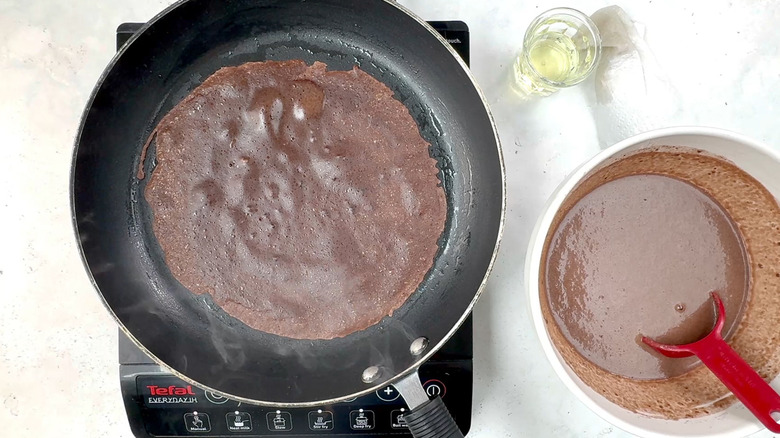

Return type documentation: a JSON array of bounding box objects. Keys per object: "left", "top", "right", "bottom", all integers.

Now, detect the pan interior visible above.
[{"left": 73, "top": 0, "right": 502, "bottom": 404}]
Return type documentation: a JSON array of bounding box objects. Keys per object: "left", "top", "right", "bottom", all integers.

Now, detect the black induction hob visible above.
[{"left": 116, "top": 20, "right": 473, "bottom": 438}]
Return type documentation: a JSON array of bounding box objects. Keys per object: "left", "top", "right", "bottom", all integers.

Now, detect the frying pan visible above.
[{"left": 71, "top": 0, "right": 504, "bottom": 436}]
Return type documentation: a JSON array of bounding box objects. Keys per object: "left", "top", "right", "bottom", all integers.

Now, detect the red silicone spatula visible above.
[{"left": 642, "top": 291, "right": 780, "bottom": 433}]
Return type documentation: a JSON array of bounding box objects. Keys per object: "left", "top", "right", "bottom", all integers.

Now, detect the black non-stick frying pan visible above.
[{"left": 72, "top": 0, "right": 504, "bottom": 436}]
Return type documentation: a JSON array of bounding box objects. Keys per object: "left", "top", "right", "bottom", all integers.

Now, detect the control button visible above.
[
  {"left": 308, "top": 409, "right": 334, "bottom": 431},
  {"left": 390, "top": 408, "right": 408, "bottom": 429},
  {"left": 184, "top": 411, "right": 211, "bottom": 433},
  {"left": 376, "top": 385, "right": 401, "bottom": 402},
  {"left": 226, "top": 411, "right": 252, "bottom": 432},
  {"left": 266, "top": 410, "right": 293, "bottom": 431},
  {"left": 423, "top": 379, "right": 447, "bottom": 398},
  {"left": 204, "top": 390, "right": 229, "bottom": 405},
  {"left": 349, "top": 409, "right": 375, "bottom": 430}
]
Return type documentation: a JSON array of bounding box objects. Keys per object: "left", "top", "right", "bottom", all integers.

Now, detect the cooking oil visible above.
[{"left": 512, "top": 10, "right": 601, "bottom": 97}]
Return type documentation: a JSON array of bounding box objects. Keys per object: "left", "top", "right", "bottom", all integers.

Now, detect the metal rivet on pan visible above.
[
  {"left": 362, "top": 366, "right": 381, "bottom": 384},
  {"left": 410, "top": 337, "right": 429, "bottom": 356}
]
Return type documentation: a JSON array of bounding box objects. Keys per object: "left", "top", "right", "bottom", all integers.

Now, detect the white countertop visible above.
[{"left": 1, "top": 0, "right": 779, "bottom": 436}]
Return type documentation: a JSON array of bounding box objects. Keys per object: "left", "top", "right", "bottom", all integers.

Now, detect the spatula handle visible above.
[{"left": 691, "top": 334, "right": 780, "bottom": 433}]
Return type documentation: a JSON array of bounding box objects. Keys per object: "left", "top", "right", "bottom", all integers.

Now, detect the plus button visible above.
[{"left": 376, "top": 385, "right": 401, "bottom": 402}]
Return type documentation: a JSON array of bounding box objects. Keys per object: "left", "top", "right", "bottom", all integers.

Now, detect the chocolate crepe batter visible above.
[
  {"left": 545, "top": 174, "right": 749, "bottom": 380},
  {"left": 540, "top": 148, "right": 780, "bottom": 419},
  {"left": 144, "top": 60, "right": 446, "bottom": 340}
]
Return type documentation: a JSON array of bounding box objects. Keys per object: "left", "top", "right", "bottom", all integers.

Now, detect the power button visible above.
[{"left": 422, "top": 379, "right": 446, "bottom": 398}]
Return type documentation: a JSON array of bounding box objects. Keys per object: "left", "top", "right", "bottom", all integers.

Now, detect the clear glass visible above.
[{"left": 512, "top": 8, "right": 602, "bottom": 97}]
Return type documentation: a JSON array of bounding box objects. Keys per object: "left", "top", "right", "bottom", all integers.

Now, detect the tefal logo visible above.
[{"left": 147, "top": 385, "right": 196, "bottom": 396}]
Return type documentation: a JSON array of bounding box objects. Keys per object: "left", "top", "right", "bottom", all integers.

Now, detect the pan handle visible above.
[{"left": 393, "top": 371, "right": 464, "bottom": 438}]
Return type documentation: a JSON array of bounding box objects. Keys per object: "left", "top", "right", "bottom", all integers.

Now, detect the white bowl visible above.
[{"left": 525, "top": 126, "right": 780, "bottom": 437}]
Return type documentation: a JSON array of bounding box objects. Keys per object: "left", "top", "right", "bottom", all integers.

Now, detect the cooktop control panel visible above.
[
  {"left": 116, "top": 20, "right": 473, "bottom": 438},
  {"left": 121, "top": 361, "right": 470, "bottom": 437}
]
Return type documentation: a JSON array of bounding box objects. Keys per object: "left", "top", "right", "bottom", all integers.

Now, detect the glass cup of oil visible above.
[{"left": 512, "top": 7, "right": 601, "bottom": 97}]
